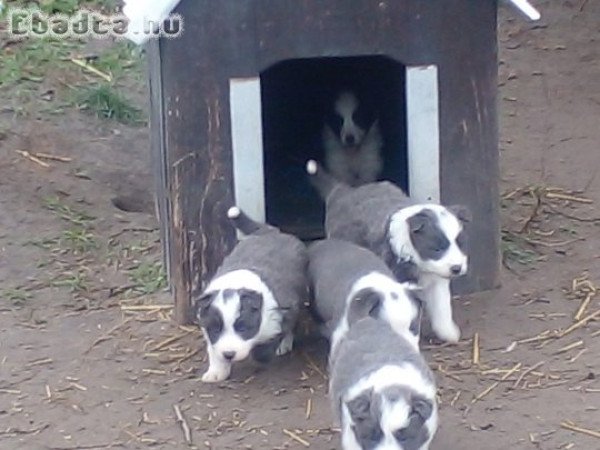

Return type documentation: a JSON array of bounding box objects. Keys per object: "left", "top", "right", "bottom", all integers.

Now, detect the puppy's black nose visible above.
[
  {"left": 450, "top": 265, "right": 462, "bottom": 275},
  {"left": 222, "top": 351, "right": 236, "bottom": 361},
  {"left": 345, "top": 135, "right": 356, "bottom": 146}
]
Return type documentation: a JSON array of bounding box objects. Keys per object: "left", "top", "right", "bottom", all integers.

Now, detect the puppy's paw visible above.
[
  {"left": 276, "top": 334, "right": 294, "bottom": 356},
  {"left": 201, "top": 366, "right": 230, "bottom": 383},
  {"left": 433, "top": 321, "right": 461, "bottom": 343}
]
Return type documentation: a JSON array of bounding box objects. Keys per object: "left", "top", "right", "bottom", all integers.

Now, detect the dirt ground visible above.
[{"left": 1, "top": 1, "right": 599, "bottom": 449}]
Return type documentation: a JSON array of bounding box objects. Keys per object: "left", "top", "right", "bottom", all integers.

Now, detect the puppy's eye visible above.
[
  {"left": 352, "top": 109, "right": 372, "bottom": 128},
  {"left": 234, "top": 322, "right": 247, "bottom": 333},
  {"left": 393, "top": 426, "right": 416, "bottom": 442}
]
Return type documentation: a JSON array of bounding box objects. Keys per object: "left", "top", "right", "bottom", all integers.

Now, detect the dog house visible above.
[{"left": 144, "top": 0, "right": 538, "bottom": 324}]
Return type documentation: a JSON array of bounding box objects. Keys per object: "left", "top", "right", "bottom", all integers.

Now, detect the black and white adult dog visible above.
[
  {"left": 306, "top": 160, "right": 470, "bottom": 343},
  {"left": 330, "top": 306, "right": 438, "bottom": 450},
  {"left": 322, "top": 90, "right": 383, "bottom": 187},
  {"left": 193, "top": 207, "right": 308, "bottom": 382},
  {"left": 308, "top": 238, "right": 422, "bottom": 354}
]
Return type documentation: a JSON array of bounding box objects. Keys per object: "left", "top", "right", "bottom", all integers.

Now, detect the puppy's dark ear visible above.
[
  {"left": 448, "top": 205, "right": 472, "bottom": 224},
  {"left": 410, "top": 396, "right": 433, "bottom": 423},
  {"left": 346, "top": 389, "right": 374, "bottom": 423},
  {"left": 192, "top": 291, "right": 216, "bottom": 322},
  {"left": 407, "top": 211, "right": 432, "bottom": 233},
  {"left": 238, "top": 289, "right": 263, "bottom": 311},
  {"left": 395, "top": 396, "right": 433, "bottom": 442},
  {"left": 347, "top": 288, "right": 382, "bottom": 325}
]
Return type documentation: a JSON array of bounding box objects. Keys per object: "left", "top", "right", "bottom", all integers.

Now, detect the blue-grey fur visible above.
[
  {"left": 308, "top": 238, "right": 401, "bottom": 337},
  {"left": 198, "top": 208, "right": 308, "bottom": 354},
  {"left": 329, "top": 317, "right": 435, "bottom": 426},
  {"left": 307, "top": 162, "right": 420, "bottom": 282}
]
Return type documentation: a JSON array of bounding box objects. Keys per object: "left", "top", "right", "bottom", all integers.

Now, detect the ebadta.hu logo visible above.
[{"left": 0, "top": 2, "right": 183, "bottom": 42}]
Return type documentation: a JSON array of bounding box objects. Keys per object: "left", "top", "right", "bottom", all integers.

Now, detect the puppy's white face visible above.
[
  {"left": 389, "top": 205, "right": 469, "bottom": 279},
  {"left": 326, "top": 91, "right": 376, "bottom": 148},
  {"left": 200, "top": 289, "right": 261, "bottom": 362},
  {"left": 196, "top": 270, "right": 282, "bottom": 365},
  {"left": 331, "top": 272, "right": 421, "bottom": 355},
  {"left": 341, "top": 366, "right": 437, "bottom": 450}
]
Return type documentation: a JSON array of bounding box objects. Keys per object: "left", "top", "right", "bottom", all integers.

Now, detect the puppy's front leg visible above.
[
  {"left": 424, "top": 277, "right": 460, "bottom": 343},
  {"left": 201, "top": 341, "right": 232, "bottom": 383},
  {"left": 276, "top": 332, "right": 294, "bottom": 356}
]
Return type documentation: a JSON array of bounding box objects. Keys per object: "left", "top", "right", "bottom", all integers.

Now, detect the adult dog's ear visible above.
[
  {"left": 448, "top": 205, "right": 472, "bottom": 224},
  {"left": 192, "top": 291, "right": 217, "bottom": 323}
]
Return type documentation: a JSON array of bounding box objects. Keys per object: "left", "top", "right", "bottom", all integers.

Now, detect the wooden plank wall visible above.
[{"left": 149, "top": 0, "right": 500, "bottom": 323}]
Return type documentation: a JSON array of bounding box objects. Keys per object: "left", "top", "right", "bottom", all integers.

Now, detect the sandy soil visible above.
[{"left": 1, "top": 1, "right": 599, "bottom": 449}]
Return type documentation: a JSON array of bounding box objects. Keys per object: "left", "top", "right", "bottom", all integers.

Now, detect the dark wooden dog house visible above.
[{"left": 148, "top": 1, "right": 503, "bottom": 324}]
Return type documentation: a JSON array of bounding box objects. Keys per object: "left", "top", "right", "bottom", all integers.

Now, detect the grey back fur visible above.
[
  {"left": 323, "top": 182, "right": 420, "bottom": 282},
  {"left": 329, "top": 317, "right": 435, "bottom": 425},
  {"left": 307, "top": 239, "right": 397, "bottom": 334},
  {"left": 214, "top": 227, "right": 308, "bottom": 336}
]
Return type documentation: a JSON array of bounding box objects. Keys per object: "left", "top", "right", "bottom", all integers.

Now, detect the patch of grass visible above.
[
  {"left": 25, "top": 237, "right": 60, "bottom": 250},
  {"left": 129, "top": 261, "right": 167, "bottom": 294},
  {"left": 2, "top": 288, "right": 33, "bottom": 305},
  {"left": 9, "top": 0, "right": 119, "bottom": 14},
  {"left": 89, "top": 42, "right": 143, "bottom": 80},
  {"left": 61, "top": 227, "right": 98, "bottom": 253},
  {"left": 39, "top": 0, "right": 81, "bottom": 14},
  {"left": 0, "top": 39, "right": 77, "bottom": 89},
  {"left": 501, "top": 231, "right": 539, "bottom": 266},
  {"left": 91, "top": 0, "right": 119, "bottom": 12},
  {"left": 43, "top": 196, "right": 95, "bottom": 226},
  {"left": 52, "top": 271, "right": 88, "bottom": 292},
  {"left": 41, "top": 198, "right": 98, "bottom": 254},
  {"left": 73, "top": 83, "right": 145, "bottom": 125}
]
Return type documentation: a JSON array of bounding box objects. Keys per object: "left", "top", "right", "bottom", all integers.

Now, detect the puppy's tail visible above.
[
  {"left": 305, "top": 159, "right": 342, "bottom": 200},
  {"left": 227, "top": 206, "right": 267, "bottom": 235}
]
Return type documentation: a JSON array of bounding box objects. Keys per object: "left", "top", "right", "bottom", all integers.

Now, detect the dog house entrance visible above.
[{"left": 229, "top": 56, "right": 440, "bottom": 240}]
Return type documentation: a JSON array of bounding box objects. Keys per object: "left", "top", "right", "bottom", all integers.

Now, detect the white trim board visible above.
[
  {"left": 406, "top": 65, "right": 440, "bottom": 203},
  {"left": 229, "top": 77, "right": 266, "bottom": 233}
]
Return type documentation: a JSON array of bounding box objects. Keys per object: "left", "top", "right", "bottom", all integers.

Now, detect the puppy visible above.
[
  {"left": 193, "top": 206, "right": 308, "bottom": 382},
  {"left": 306, "top": 160, "right": 470, "bottom": 343},
  {"left": 330, "top": 303, "right": 438, "bottom": 450},
  {"left": 322, "top": 90, "right": 383, "bottom": 187},
  {"left": 308, "top": 238, "right": 422, "bottom": 354}
]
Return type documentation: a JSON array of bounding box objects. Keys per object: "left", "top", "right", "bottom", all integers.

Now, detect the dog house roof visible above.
[{"left": 123, "top": 0, "right": 541, "bottom": 45}]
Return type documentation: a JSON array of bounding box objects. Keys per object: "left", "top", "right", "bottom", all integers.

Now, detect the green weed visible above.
[
  {"left": 2, "top": 288, "right": 33, "bottom": 305},
  {"left": 43, "top": 196, "right": 95, "bottom": 226},
  {"left": 501, "top": 231, "right": 539, "bottom": 266},
  {"left": 52, "top": 271, "right": 88, "bottom": 292},
  {"left": 129, "top": 262, "right": 167, "bottom": 294},
  {"left": 61, "top": 227, "right": 98, "bottom": 253},
  {"left": 73, "top": 83, "right": 145, "bottom": 125}
]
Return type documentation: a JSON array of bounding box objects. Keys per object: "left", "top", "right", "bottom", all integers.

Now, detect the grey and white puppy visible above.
[
  {"left": 308, "top": 238, "right": 422, "bottom": 354},
  {"left": 330, "top": 308, "right": 438, "bottom": 450},
  {"left": 193, "top": 206, "right": 308, "bottom": 382},
  {"left": 306, "top": 160, "right": 470, "bottom": 343},
  {"left": 323, "top": 90, "right": 383, "bottom": 186}
]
